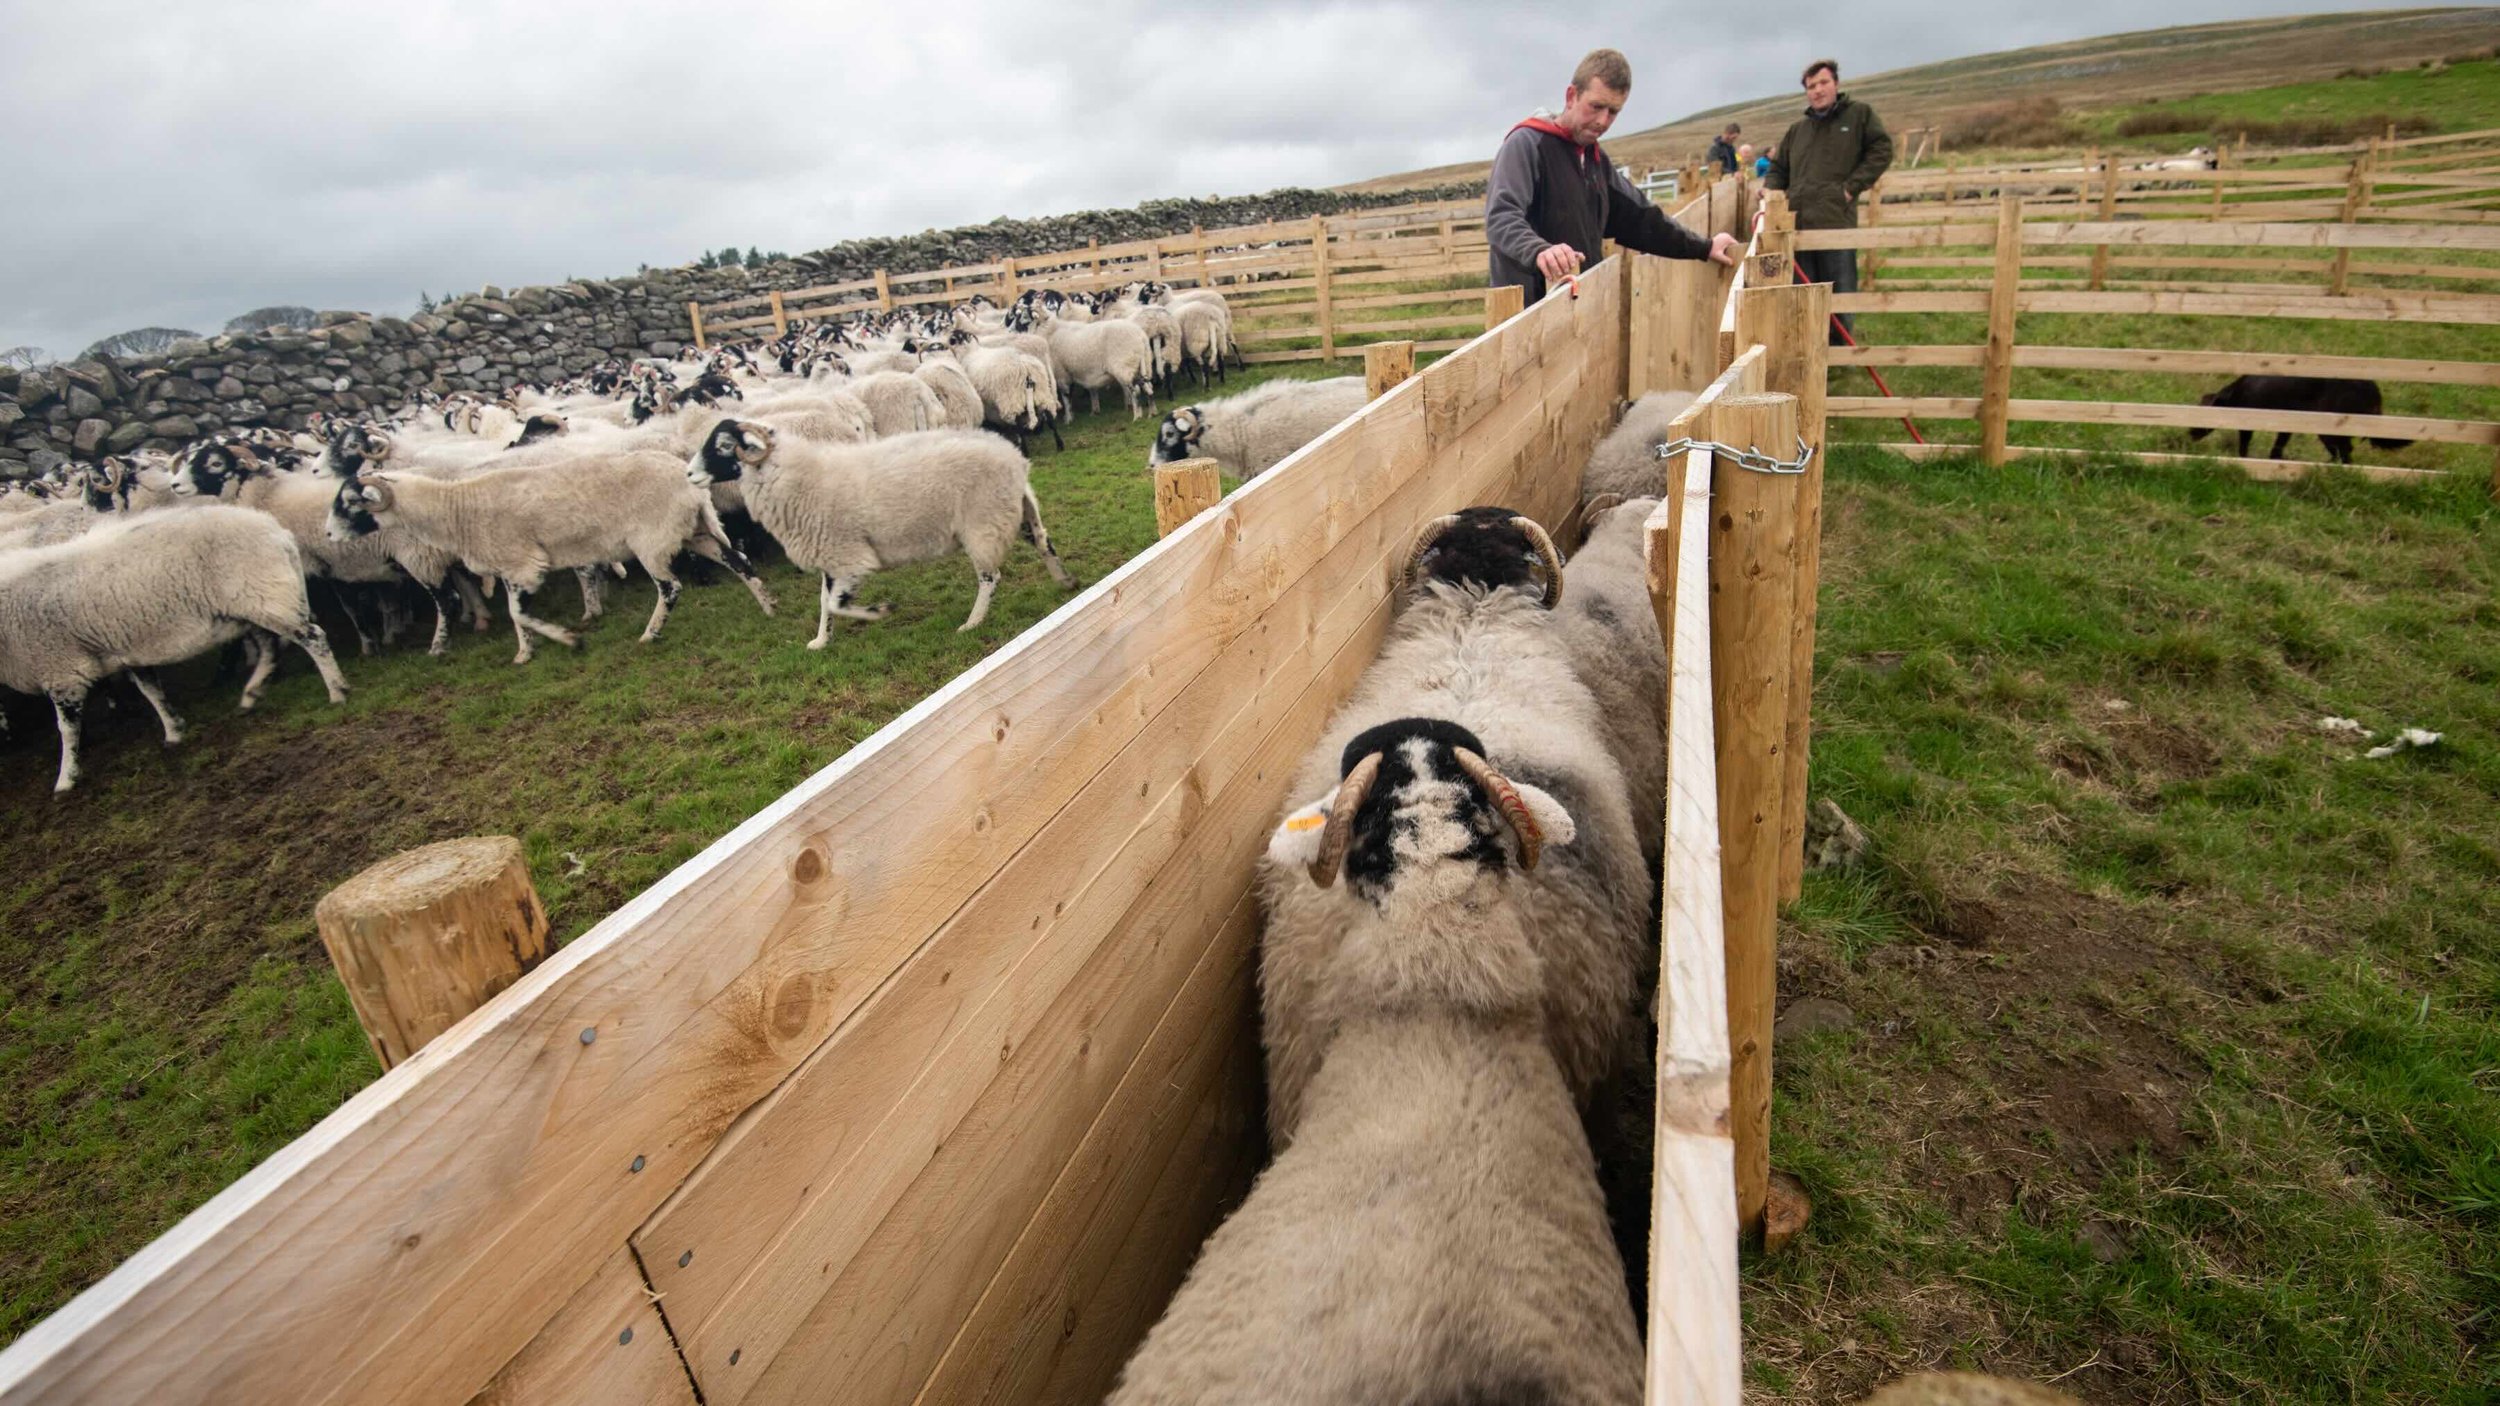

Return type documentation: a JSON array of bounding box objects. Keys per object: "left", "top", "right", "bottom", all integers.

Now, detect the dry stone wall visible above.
[{"left": 0, "top": 183, "right": 1480, "bottom": 478}]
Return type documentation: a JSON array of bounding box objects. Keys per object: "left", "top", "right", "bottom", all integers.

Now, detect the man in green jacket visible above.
[{"left": 1764, "top": 58, "right": 1893, "bottom": 340}]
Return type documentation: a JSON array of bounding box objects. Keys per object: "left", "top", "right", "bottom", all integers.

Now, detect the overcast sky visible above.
[{"left": 0, "top": 0, "right": 2446, "bottom": 359}]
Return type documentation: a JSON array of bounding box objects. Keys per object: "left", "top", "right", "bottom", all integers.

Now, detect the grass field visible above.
[
  {"left": 0, "top": 368, "right": 1343, "bottom": 1345},
  {"left": 2080, "top": 58, "right": 2500, "bottom": 150},
  {"left": 1749, "top": 446, "right": 2499, "bottom": 1403}
]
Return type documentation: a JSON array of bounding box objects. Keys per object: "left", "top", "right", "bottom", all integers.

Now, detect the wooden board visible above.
[
  {"left": 1831, "top": 343, "right": 2500, "bottom": 387},
  {"left": 0, "top": 257, "right": 1622, "bottom": 1406},
  {"left": 1870, "top": 440, "right": 2444, "bottom": 484},
  {"left": 466, "top": 1249, "right": 693, "bottom": 1406}
]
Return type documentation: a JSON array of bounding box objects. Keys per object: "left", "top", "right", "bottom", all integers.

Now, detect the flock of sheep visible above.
[
  {"left": 1109, "top": 397, "right": 1694, "bottom": 1404},
  {"left": 0, "top": 281, "right": 1374, "bottom": 793}
]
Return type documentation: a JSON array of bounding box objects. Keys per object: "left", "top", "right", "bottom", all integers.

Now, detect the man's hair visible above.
[
  {"left": 1723, "top": 122, "right": 1742, "bottom": 136},
  {"left": 1573, "top": 48, "right": 1632, "bottom": 94},
  {"left": 1801, "top": 58, "right": 1839, "bottom": 85}
]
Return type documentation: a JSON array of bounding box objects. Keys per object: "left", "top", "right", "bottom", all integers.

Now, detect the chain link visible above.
[{"left": 1652, "top": 434, "right": 1817, "bottom": 476}]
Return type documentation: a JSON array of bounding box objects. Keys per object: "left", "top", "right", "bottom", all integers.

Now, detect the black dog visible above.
[{"left": 2189, "top": 375, "right": 2414, "bottom": 465}]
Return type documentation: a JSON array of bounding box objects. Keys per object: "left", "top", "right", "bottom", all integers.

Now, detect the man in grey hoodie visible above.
[{"left": 1485, "top": 48, "right": 1740, "bottom": 304}]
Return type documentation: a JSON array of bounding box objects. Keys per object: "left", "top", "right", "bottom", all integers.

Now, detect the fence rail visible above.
[{"left": 1804, "top": 197, "right": 2500, "bottom": 483}]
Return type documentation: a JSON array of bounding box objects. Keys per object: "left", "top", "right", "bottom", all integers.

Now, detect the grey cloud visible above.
[{"left": 0, "top": 0, "right": 2439, "bottom": 358}]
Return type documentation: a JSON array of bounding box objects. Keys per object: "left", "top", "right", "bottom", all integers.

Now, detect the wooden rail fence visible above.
[{"left": 1800, "top": 199, "right": 2500, "bottom": 485}]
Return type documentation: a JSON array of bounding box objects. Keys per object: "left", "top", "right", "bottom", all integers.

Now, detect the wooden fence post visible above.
[
  {"left": 2089, "top": 156, "right": 2120, "bottom": 289},
  {"left": 1192, "top": 225, "right": 1208, "bottom": 288},
  {"left": 874, "top": 268, "right": 894, "bottom": 312},
  {"left": 1364, "top": 340, "right": 1415, "bottom": 399},
  {"left": 1708, "top": 390, "right": 1802, "bottom": 1237},
  {"left": 686, "top": 301, "right": 706, "bottom": 352},
  {"left": 1484, "top": 282, "right": 1525, "bottom": 328},
  {"left": 1000, "top": 255, "right": 1020, "bottom": 300},
  {"left": 1152, "top": 458, "right": 1222, "bottom": 537},
  {"left": 1439, "top": 213, "right": 1455, "bottom": 269},
  {"left": 1862, "top": 181, "right": 1883, "bottom": 289},
  {"left": 1979, "top": 194, "right": 2024, "bottom": 467},
  {"left": 1088, "top": 236, "right": 1102, "bottom": 288},
  {"left": 2330, "top": 146, "right": 2374, "bottom": 295},
  {"left": 768, "top": 290, "right": 787, "bottom": 340},
  {"left": 1312, "top": 216, "right": 1336, "bottom": 360},
  {"left": 314, "top": 836, "right": 550, "bottom": 1071},
  {"left": 1735, "top": 281, "right": 1830, "bottom": 908}
]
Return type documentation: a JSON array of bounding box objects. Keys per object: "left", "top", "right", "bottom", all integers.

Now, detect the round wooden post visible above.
[
  {"left": 315, "top": 836, "right": 550, "bottom": 1070},
  {"left": 1153, "top": 458, "right": 1223, "bottom": 538},
  {"left": 1707, "top": 391, "right": 1802, "bottom": 1238},
  {"left": 1364, "top": 340, "right": 1415, "bottom": 399}
]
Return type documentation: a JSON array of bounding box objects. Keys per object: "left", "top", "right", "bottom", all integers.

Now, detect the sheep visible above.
[
  {"left": 1147, "top": 376, "right": 1368, "bottom": 481},
  {"left": 2188, "top": 375, "right": 2415, "bottom": 464},
  {"left": 1025, "top": 309, "right": 1153, "bottom": 418},
  {"left": 1552, "top": 493, "right": 1668, "bottom": 869},
  {"left": 1256, "top": 509, "right": 1653, "bottom": 1151},
  {"left": 910, "top": 357, "right": 986, "bottom": 431},
  {"left": 954, "top": 340, "right": 1063, "bottom": 452},
  {"left": 1107, "top": 716, "right": 1643, "bottom": 1406},
  {"left": 340, "top": 448, "right": 775, "bottom": 664},
  {"left": 1578, "top": 389, "right": 1698, "bottom": 505},
  {"left": 167, "top": 440, "right": 418, "bottom": 656},
  {"left": 0, "top": 506, "right": 348, "bottom": 792},
  {"left": 1169, "top": 288, "right": 1244, "bottom": 371},
  {"left": 690, "top": 419, "right": 1074, "bottom": 640},
  {"left": 849, "top": 370, "right": 946, "bottom": 437},
  {"left": 1120, "top": 302, "right": 1185, "bottom": 395},
  {"left": 1170, "top": 297, "right": 1231, "bottom": 385}
]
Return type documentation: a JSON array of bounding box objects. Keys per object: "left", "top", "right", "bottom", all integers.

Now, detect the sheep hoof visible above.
[
  {"left": 162, "top": 730, "right": 185, "bottom": 747},
  {"left": 805, "top": 637, "right": 829, "bottom": 651},
  {"left": 513, "top": 650, "right": 533, "bottom": 665}
]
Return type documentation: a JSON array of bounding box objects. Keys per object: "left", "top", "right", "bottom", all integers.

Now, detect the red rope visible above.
[{"left": 1791, "top": 261, "right": 1925, "bottom": 446}]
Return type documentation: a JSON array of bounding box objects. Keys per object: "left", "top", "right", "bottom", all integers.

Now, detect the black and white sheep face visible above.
[
  {"left": 1267, "top": 717, "right": 1574, "bottom": 908},
  {"left": 328, "top": 476, "right": 383, "bottom": 541},
  {"left": 168, "top": 442, "right": 257, "bottom": 499},
  {"left": 1405, "top": 506, "right": 1566, "bottom": 608},
  {"left": 1148, "top": 408, "right": 1205, "bottom": 467},
  {"left": 687, "top": 421, "right": 772, "bottom": 489}
]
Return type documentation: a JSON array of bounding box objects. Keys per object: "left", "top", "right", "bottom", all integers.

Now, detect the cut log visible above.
[{"left": 314, "top": 836, "right": 550, "bottom": 1070}]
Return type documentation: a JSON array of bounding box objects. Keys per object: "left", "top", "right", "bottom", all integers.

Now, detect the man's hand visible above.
[
  {"left": 1707, "top": 232, "right": 1742, "bottom": 267},
  {"left": 1535, "top": 243, "right": 1585, "bottom": 281}
]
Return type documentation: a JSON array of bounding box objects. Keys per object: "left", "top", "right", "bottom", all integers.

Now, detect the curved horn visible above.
[
  {"left": 1508, "top": 515, "right": 1565, "bottom": 609},
  {"left": 1306, "top": 751, "right": 1384, "bottom": 890},
  {"left": 1583, "top": 492, "right": 1625, "bottom": 522},
  {"left": 1403, "top": 513, "right": 1464, "bottom": 588},
  {"left": 738, "top": 421, "right": 776, "bottom": 465},
  {"left": 1452, "top": 747, "right": 1545, "bottom": 872}
]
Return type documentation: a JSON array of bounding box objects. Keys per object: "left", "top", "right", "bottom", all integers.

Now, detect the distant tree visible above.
[
  {"left": 747, "top": 246, "right": 762, "bottom": 266},
  {"left": 417, "top": 291, "right": 437, "bottom": 313},
  {"left": 223, "top": 305, "right": 315, "bottom": 334},
  {"left": 83, "top": 327, "right": 200, "bottom": 359},
  {"left": 0, "top": 346, "right": 47, "bottom": 370}
]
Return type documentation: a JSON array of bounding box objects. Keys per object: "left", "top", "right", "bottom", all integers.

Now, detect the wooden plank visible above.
[
  {"left": 1979, "top": 196, "right": 2023, "bottom": 468},
  {"left": 687, "top": 301, "right": 706, "bottom": 351},
  {"left": 0, "top": 257, "right": 1606, "bottom": 1406},
  {"left": 467, "top": 1249, "right": 693, "bottom": 1406},
  {"left": 1835, "top": 287, "right": 2500, "bottom": 322},
  {"left": 1734, "top": 280, "right": 1828, "bottom": 909},
  {"left": 1829, "top": 396, "right": 1983, "bottom": 418},
  {"left": 2020, "top": 221, "right": 2500, "bottom": 251},
  {"left": 1313, "top": 216, "right": 1335, "bottom": 359},
  {"left": 1872, "top": 440, "right": 2443, "bottom": 484},
  {"left": 1333, "top": 314, "right": 1489, "bottom": 337},
  {"left": 2001, "top": 399, "right": 2500, "bottom": 446},
  {"left": 1640, "top": 431, "right": 1739, "bottom": 1405},
  {"left": 1828, "top": 291, "right": 1990, "bottom": 313},
  {"left": 1364, "top": 340, "right": 1416, "bottom": 399},
  {"left": 1832, "top": 343, "right": 2500, "bottom": 386},
  {"left": 1707, "top": 390, "right": 1801, "bottom": 1237}
]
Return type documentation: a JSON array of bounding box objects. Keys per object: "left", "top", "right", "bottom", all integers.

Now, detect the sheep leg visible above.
[
  {"left": 574, "top": 566, "right": 606, "bottom": 622},
  {"left": 49, "top": 686, "right": 88, "bottom": 794},
  {"left": 809, "top": 573, "right": 891, "bottom": 645},
  {"left": 288, "top": 623, "right": 350, "bottom": 704},
  {"left": 959, "top": 570, "right": 999, "bottom": 631},
  {"left": 1021, "top": 488, "right": 1075, "bottom": 588},
  {"left": 808, "top": 573, "right": 836, "bottom": 650},
  {"left": 238, "top": 631, "right": 280, "bottom": 710},
  {"left": 323, "top": 578, "right": 378, "bottom": 657},
  {"left": 1047, "top": 413, "right": 1065, "bottom": 452},
  {"left": 2324, "top": 435, "right": 2354, "bottom": 465},
  {"left": 451, "top": 568, "right": 494, "bottom": 631},
  {"left": 507, "top": 582, "right": 579, "bottom": 664},
  {"left": 638, "top": 575, "right": 682, "bottom": 644},
  {"left": 128, "top": 669, "right": 186, "bottom": 745},
  {"left": 684, "top": 532, "right": 778, "bottom": 616},
  {"left": 421, "top": 578, "right": 460, "bottom": 656}
]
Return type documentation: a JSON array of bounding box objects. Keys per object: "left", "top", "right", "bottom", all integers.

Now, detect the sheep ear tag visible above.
[{"left": 1265, "top": 789, "right": 1337, "bottom": 871}]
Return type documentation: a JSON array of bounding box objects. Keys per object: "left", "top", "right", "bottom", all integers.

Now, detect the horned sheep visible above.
[
  {"left": 1106, "top": 716, "right": 1644, "bottom": 1406},
  {"left": 340, "top": 448, "right": 775, "bottom": 663},
  {"left": 1256, "top": 509, "right": 1654, "bottom": 1147},
  {"left": 690, "top": 420, "right": 1075, "bottom": 641},
  {"left": 1147, "top": 376, "right": 1368, "bottom": 481},
  {"left": 0, "top": 506, "right": 349, "bottom": 792}
]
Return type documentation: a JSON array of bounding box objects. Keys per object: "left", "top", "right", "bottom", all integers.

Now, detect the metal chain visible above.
[{"left": 1652, "top": 434, "right": 1817, "bottom": 476}]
